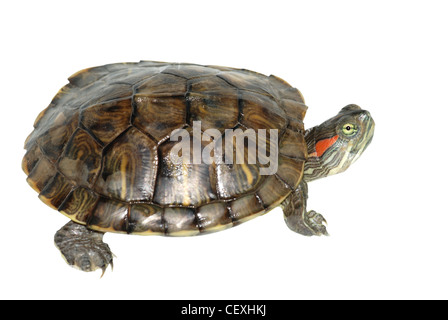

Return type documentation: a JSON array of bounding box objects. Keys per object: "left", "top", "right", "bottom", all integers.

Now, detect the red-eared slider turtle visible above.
[{"left": 22, "top": 61, "right": 375, "bottom": 274}]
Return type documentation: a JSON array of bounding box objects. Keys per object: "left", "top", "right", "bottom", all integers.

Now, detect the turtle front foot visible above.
[
  {"left": 282, "top": 181, "right": 329, "bottom": 237},
  {"left": 304, "top": 210, "right": 329, "bottom": 236},
  {"left": 54, "top": 221, "right": 113, "bottom": 275}
]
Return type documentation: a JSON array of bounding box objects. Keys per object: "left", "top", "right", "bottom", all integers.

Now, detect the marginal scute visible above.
[
  {"left": 128, "top": 203, "right": 164, "bottom": 234},
  {"left": 135, "top": 73, "right": 187, "bottom": 96},
  {"left": 48, "top": 84, "right": 79, "bottom": 111},
  {"left": 25, "top": 106, "right": 60, "bottom": 149},
  {"left": 164, "top": 207, "right": 199, "bottom": 236},
  {"left": 218, "top": 71, "right": 272, "bottom": 95},
  {"left": 268, "top": 74, "right": 305, "bottom": 103},
  {"left": 281, "top": 99, "right": 307, "bottom": 122},
  {"left": 38, "top": 173, "right": 73, "bottom": 210},
  {"left": 275, "top": 155, "right": 304, "bottom": 190},
  {"left": 36, "top": 110, "right": 79, "bottom": 162},
  {"left": 59, "top": 187, "right": 99, "bottom": 223},
  {"left": 88, "top": 197, "right": 128, "bottom": 233},
  {"left": 68, "top": 62, "right": 138, "bottom": 87},
  {"left": 22, "top": 143, "right": 43, "bottom": 175},
  {"left": 69, "top": 65, "right": 111, "bottom": 87},
  {"left": 94, "top": 127, "right": 158, "bottom": 202},
  {"left": 103, "top": 67, "right": 161, "bottom": 86},
  {"left": 279, "top": 129, "right": 307, "bottom": 160},
  {"left": 196, "top": 202, "right": 233, "bottom": 233},
  {"left": 161, "top": 64, "right": 220, "bottom": 79},
  {"left": 33, "top": 104, "right": 57, "bottom": 129},
  {"left": 26, "top": 157, "right": 55, "bottom": 193},
  {"left": 256, "top": 175, "right": 292, "bottom": 208},
  {"left": 138, "top": 60, "right": 170, "bottom": 67},
  {"left": 230, "top": 194, "right": 265, "bottom": 225},
  {"left": 287, "top": 118, "right": 305, "bottom": 133}
]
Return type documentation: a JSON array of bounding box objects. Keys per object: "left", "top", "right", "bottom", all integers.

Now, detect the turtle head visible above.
[{"left": 303, "top": 104, "right": 375, "bottom": 182}]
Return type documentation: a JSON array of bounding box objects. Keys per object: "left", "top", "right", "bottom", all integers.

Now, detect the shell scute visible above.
[
  {"left": 133, "top": 95, "right": 187, "bottom": 141},
  {"left": 68, "top": 62, "right": 137, "bottom": 88},
  {"left": 94, "top": 127, "right": 158, "bottom": 202},
  {"left": 217, "top": 70, "right": 272, "bottom": 96},
  {"left": 188, "top": 76, "right": 238, "bottom": 95},
  {"left": 128, "top": 203, "right": 165, "bottom": 235},
  {"left": 240, "top": 91, "right": 287, "bottom": 130},
  {"left": 134, "top": 73, "right": 187, "bottom": 97},
  {"left": 279, "top": 129, "right": 307, "bottom": 160},
  {"left": 164, "top": 207, "right": 200, "bottom": 236},
  {"left": 256, "top": 175, "right": 292, "bottom": 208},
  {"left": 38, "top": 173, "right": 73, "bottom": 210},
  {"left": 196, "top": 202, "right": 233, "bottom": 233},
  {"left": 161, "top": 64, "right": 220, "bottom": 79},
  {"left": 28, "top": 109, "right": 79, "bottom": 161},
  {"left": 268, "top": 74, "right": 305, "bottom": 103},
  {"left": 80, "top": 99, "right": 132, "bottom": 145},
  {"left": 88, "top": 197, "right": 128, "bottom": 232},
  {"left": 212, "top": 127, "right": 266, "bottom": 199},
  {"left": 187, "top": 92, "right": 239, "bottom": 133},
  {"left": 57, "top": 128, "right": 103, "bottom": 187},
  {"left": 281, "top": 99, "right": 307, "bottom": 122},
  {"left": 26, "top": 157, "right": 56, "bottom": 193},
  {"left": 153, "top": 134, "right": 217, "bottom": 206},
  {"left": 59, "top": 187, "right": 99, "bottom": 223},
  {"left": 275, "top": 155, "right": 304, "bottom": 190},
  {"left": 230, "top": 194, "right": 265, "bottom": 225},
  {"left": 22, "top": 142, "right": 43, "bottom": 175}
]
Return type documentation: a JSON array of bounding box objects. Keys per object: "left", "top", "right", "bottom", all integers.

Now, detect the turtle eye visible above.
[{"left": 342, "top": 123, "right": 358, "bottom": 136}]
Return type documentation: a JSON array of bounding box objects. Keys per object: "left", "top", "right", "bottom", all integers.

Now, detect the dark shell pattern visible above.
[{"left": 22, "top": 61, "right": 308, "bottom": 236}]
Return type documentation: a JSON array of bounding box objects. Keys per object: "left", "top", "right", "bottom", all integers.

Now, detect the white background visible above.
[{"left": 1, "top": 0, "right": 447, "bottom": 300}]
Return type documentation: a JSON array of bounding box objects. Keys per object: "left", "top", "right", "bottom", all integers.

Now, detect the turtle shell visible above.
[{"left": 22, "top": 61, "right": 308, "bottom": 236}]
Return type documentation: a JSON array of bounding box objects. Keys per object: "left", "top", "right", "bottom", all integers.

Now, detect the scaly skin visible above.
[
  {"left": 54, "top": 221, "right": 113, "bottom": 275},
  {"left": 281, "top": 104, "right": 375, "bottom": 236}
]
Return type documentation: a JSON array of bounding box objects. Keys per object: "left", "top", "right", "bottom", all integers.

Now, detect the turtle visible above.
[{"left": 22, "top": 61, "right": 375, "bottom": 274}]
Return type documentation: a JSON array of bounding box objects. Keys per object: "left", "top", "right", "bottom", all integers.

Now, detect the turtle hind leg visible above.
[
  {"left": 281, "top": 180, "right": 329, "bottom": 236},
  {"left": 54, "top": 221, "right": 113, "bottom": 275}
]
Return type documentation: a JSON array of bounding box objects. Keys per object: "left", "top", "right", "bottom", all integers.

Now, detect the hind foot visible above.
[{"left": 54, "top": 221, "right": 113, "bottom": 275}]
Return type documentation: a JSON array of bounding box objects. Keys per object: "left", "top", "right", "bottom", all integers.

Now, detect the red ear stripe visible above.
[{"left": 310, "top": 135, "right": 339, "bottom": 158}]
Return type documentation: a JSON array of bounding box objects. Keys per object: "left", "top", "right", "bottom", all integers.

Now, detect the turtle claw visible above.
[
  {"left": 305, "top": 210, "right": 329, "bottom": 236},
  {"left": 100, "top": 260, "right": 113, "bottom": 278},
  {"left": 105, "top": 259, "right": 114, "bottom": 275}
]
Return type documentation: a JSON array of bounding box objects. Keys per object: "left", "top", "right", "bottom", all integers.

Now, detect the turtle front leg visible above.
[
  {"left": 281, "top": 180, "right": 329, "bottom": 236},
  {"left": 54, "top": 221, "right": 113, "bottom": 275}
]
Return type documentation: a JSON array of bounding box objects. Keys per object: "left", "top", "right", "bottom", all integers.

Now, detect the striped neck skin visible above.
[{"left": 303, "top": 104, "right": 375, "bottom": 182}]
